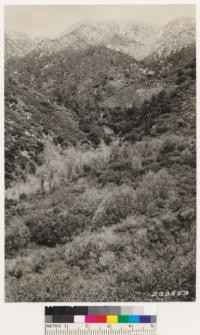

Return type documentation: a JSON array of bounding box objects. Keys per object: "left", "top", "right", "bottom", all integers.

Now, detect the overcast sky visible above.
[{"left": 5, "top": 5, "right": 196, "bottom": 38}]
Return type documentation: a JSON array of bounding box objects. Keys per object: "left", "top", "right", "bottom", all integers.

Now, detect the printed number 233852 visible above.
[{"left": 151, "top": 290, "right": 189, "bottom": 297}]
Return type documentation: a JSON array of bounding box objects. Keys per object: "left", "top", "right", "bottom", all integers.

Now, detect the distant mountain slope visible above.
[
  {"left": 143, "top": 43, "right": 196, "bottom": 81},
  {"left": 5, "top": 31, "right": 40, "bottom": 61},
  {"left": 100, "top": 41, "right": 196, "bottom": 140},
  {"left": 146, "top": 17, "right": 195, "bottom": 63},
  {"left": 7, "top": 45, "right": 145, "bottom": 120},
  {"left": 14, "top": 45, "right": 141, "bottom": 85},
  {"left": 5, "top": 17, "right": 195, "bottom": 61},
  {"left": 35, "top": 20, "right": 159, "bottom": 60}
]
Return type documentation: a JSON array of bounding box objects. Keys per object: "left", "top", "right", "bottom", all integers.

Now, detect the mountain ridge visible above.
[{"left": 5, "top": 16, "right": 195, "bottom": 61}]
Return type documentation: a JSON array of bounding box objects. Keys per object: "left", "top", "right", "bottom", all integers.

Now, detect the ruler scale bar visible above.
[{"left": 45, "top": 324, "right": 157, "bottom": 335}]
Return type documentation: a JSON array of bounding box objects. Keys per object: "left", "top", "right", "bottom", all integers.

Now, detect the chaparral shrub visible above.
[
  {"left": 25, "top": 213, "right": 67, "bottom": 247},
  {"left": 92, "top": 186, "right": 135, "bottom": 228},
  {"left": 5, "top": 221, "right": 31, "bottom": 256}
]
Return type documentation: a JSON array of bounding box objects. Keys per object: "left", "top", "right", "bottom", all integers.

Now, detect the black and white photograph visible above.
[{"left": 4, "top": 4, "right": 196, "bottom": 302}]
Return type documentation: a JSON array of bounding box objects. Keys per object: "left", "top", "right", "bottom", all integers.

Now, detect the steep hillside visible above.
[
  {"left": 5, "top": 31, "right": 40, "bottom": 61},
  {"left": 105, "top": 45, "right": 195, "bottom": 140},
  {"left": 142, "top": 43, "right": 196, "bottom": 84},
  {"left": 5, "top": 41, "right": 196, "bottom": 186},
  {"left": 101, "top": 83, "right": 164, "bottom": 110},
  {"left": 5, "top": 46, "right": 144, "bottom": 187},
  {"left": 145, "top": 17, "right": 195, "bottom": 63},
  {"left": 8, "top": 45, "right": 142, "bottom": 88},
  {"left": 5, "top": 73, "right": 84, "bottom": 188}
]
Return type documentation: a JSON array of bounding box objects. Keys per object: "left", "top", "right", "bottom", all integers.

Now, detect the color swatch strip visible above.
[
  {"left": 45, "top": 314, "right": 156, "bottom": 324},
  {"left": 45, "top": 306, "right": 157, "bottom": 324}
]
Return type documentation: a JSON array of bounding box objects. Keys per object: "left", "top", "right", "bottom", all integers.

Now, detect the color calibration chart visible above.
[{"left": 45, "top": 306, "right": 157, "bottom": 335}]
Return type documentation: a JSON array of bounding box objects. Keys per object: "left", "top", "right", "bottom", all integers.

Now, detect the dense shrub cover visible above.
[
  {"left": 5, "top": 221, "right": 31, "bottom": 256},
  {"left": 25, "top": 213, "right": 68, "bottom": 247}
]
